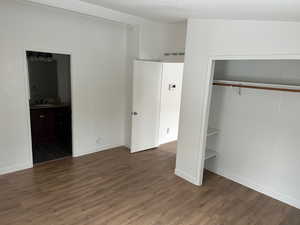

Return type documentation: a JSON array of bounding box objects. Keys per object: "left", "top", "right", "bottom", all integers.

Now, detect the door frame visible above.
[{"left": 23, "top": 47, "right": 75, "bottom": 166}]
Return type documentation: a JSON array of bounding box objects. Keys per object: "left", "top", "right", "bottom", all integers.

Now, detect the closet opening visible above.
[
  {"left": 26, "top": 51, "right": 72, "bottom": 164},
  {"left": 203, "top": 58, "right": 300, "bottom": 190}
]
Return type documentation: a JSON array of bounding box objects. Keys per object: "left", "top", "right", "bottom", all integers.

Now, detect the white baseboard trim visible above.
[
  {"left": 207, "top": 167, "right": 300, "bottom": 209},
  {"left": 175, "top": 168, "right": 198, "bottom": 185},
  {"left": 73, "top": 144, "right": 123, "bottom": 157},
  {"left": 0, "top": 144, "right": 123, "bottom": 175},
  {"left": 0, "top": 162, "right": 32, "bottom": 176}
]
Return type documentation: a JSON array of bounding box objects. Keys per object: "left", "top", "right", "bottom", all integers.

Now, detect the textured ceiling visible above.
[{"left": 82, "top": 0, "right": 300, "bottom": 23}]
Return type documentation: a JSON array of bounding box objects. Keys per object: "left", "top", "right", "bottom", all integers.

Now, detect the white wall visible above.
[
  {"left": 215, "top": 60, "right": 300, "bottom": 86},
  {"left": 138, "top": 22, "right": 187, "bottom": 61},
  {"left": 176, "top": 19, "right": 300, "bottom": 209},
  {"left": 159, "top": 63, "right": 183, "bottom": 145},
  {"left": 0, "top": 0, "right": 128, "bottom": 174}
]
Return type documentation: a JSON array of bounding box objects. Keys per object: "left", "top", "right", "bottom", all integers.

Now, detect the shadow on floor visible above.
[{"left": 32, "top": 142, "right": 72, "bottom": 164}]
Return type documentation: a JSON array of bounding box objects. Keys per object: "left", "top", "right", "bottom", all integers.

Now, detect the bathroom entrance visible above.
[{"left": 26, "top": 51, "right": 72, "bottom": 164}]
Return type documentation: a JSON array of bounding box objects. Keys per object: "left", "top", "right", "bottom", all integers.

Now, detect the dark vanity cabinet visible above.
[{"left": 30, "top": 106, "right": 71, "bottom": 145}]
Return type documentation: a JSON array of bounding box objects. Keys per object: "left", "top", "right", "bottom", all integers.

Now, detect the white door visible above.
[{"left": 131, "top": 61, "right": 163, "bottom": 153}]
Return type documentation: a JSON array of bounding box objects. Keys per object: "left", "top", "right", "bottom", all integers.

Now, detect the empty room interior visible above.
[{"left": 1, "top": 0, "right": 300, "bottom": 224}]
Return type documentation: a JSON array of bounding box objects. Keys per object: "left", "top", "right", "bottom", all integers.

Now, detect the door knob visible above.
[{"left": 131, "top": 112, "right": 138, "bottom": 116}]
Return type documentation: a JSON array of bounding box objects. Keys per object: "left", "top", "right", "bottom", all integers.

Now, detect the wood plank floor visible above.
[{"left": 1, "top": 142, "right": 300, "bottom": 225}]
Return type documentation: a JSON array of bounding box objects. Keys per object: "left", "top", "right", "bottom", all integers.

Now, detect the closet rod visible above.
[{"left": 213, "top": 82, "right": 300, "bottom": 93}]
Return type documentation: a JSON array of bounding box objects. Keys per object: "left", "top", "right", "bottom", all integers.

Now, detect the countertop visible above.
[{"left": 30, "top": 104, "right": 70, "bottom": 110}]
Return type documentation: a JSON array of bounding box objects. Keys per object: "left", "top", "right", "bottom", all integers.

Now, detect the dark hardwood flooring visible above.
[{"left": 1, "top": 142, "right": 299, "bottom": 225}]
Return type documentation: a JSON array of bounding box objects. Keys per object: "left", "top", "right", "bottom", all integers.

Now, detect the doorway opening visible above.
[
  {"left": 26, "top": 51, "right": 72, "bottom": 164},
  {"left": 130, "top": 61, "right": 183, "bottom": 156}
]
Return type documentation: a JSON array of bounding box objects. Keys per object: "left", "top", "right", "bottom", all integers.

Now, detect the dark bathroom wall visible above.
[{"left": 28, "top": 60, "right": 58, "bottom": 103}]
